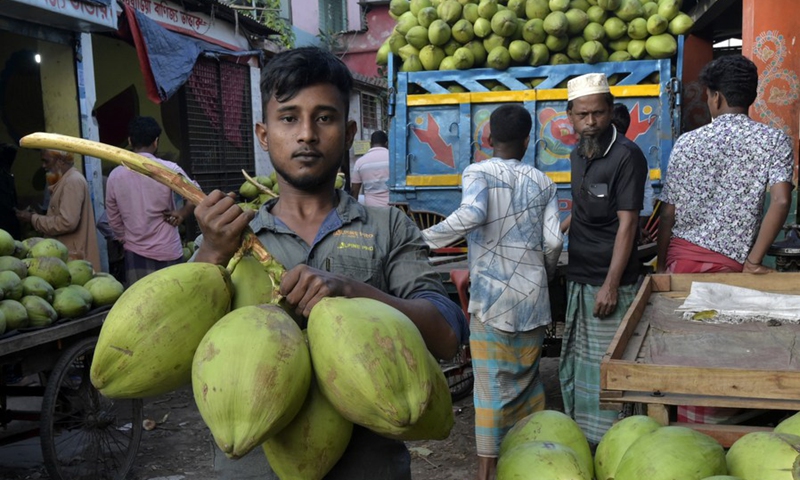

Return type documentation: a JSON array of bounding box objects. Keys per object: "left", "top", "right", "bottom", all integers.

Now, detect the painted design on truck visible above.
[{"left": 411, "top": 113, "right": 455, "bottom": 168}]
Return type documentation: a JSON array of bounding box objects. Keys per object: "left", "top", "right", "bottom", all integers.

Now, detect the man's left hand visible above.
[
  {"left": 594, "top": 284, "right": 618, "bottom": 318},
  {"left": 280, "top": 265, "right": 355, "bottom": 318}
]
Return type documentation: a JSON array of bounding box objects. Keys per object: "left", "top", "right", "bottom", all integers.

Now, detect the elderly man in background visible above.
[
  {"left": 16, "top": 149, "right": 101, "bottom": 270},
  {"left": 560, "top": 73, "right": 648, "bottom": 445}
]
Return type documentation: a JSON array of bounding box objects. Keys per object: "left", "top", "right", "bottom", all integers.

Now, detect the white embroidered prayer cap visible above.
[{"left": 567, "top": 73, "right": 611, "bottom": 101}]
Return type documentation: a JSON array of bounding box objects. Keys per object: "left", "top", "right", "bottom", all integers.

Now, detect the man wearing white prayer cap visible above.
[{"left": 559, "top": 72, "right": 649, "bottom": 446}]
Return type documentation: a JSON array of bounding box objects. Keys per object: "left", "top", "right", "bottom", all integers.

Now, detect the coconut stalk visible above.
[
  {"left": 241, "top": 169, "right": 278, "bottom": 199},
  {"left": 19, "top": 132, "right": 283, "bottom": 288}
]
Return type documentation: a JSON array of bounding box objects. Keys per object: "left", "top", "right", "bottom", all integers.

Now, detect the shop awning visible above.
[{"left": 119, "top": 5, "right": 262, "bottom": 103}]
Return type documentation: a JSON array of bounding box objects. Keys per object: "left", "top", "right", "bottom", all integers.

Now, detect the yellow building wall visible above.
[{"left": 91, "top": 34, "right": 179, "bottom": 174}]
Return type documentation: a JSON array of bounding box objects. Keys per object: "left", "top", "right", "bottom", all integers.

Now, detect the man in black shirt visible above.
[{"left": 559, "top": 73, "right": 648, "bottom": 445}]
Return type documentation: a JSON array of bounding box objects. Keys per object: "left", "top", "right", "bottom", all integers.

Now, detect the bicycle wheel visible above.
[
  {"left": 442, "top": 345, "right": 474, "bottom": 402},
  {"left": 40, "top": 336, "right": 143, "bottom": 480}
]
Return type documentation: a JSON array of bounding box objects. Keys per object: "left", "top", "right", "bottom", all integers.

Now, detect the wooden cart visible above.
[
  {"left": 0, "top": 308, "right": 143, "bottom": 479},
  {"left": 600, "top": 272, "right": 800, "bottom": 447}
]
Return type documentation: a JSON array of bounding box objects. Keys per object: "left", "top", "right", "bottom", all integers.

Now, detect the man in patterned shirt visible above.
[
  {"left": 656, "top": 55, "right": 793, "bottom": 425},
  {"left": 423, "top": 104, "right": 563, "bottom": 480},
  {"left": 657, "top": 54, "right": 793, "bottom": 276}
]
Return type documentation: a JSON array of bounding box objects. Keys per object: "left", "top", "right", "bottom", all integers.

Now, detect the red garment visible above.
[
  {"left": 666, "top": 237, "right": 743, "bottom": 274},
  {"left": 668, "top": 236, "right": 743, "bottom": 424}
]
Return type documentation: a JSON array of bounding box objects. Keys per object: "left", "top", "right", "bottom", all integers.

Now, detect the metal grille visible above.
[
  {"left": 360, "top": 92, "right": 380, "bottom": 134},
  {"left": 184, "top": 57, "right": 254, "bottom": 195},
  {"left": 319, "top": 0, "right": 346, "bottom": 33}
]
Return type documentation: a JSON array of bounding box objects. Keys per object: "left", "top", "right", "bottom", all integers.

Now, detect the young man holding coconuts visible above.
[
  {"left": 561, "top": 73, "right": 648, "bottom": 445},
  {"left": 422, "top": 104, "right": 564, "bottom": 480},
  {"left": 193, "top": 46, "right": 468, "bottom": 480}
]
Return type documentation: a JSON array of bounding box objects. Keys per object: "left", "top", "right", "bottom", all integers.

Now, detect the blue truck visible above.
[{"left": 387, "top": 37, "right": 685, "bottom": 227}]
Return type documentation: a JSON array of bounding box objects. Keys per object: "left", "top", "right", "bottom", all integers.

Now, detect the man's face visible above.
[
  {"left": 41, "top": 151, "right": 64, "bottom": 185},
  {"left": 255, "top": 83, "right": 356, "bottom": 191},
  {"left": 567, "top": 94, "right": 612, "bottom": 138}
]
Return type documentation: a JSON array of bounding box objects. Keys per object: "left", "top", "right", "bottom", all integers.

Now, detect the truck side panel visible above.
[{"left": 389, "top": 37, "right": 683, "bottom": 224}]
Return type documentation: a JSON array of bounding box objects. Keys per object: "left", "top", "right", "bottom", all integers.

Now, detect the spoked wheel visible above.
[
  {"left": 40, "top": 337, "right": 143, "bottom": 480},
  {"left": 442, "top": 344, "right": 474, "bottom": 402}
]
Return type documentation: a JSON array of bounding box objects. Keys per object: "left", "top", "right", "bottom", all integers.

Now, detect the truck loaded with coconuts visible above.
[{"left": 380, "top": 0, "right": 693, "bottom": 225}]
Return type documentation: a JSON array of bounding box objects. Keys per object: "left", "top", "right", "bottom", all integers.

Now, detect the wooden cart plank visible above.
[
  {"left": 0, "top": 309, "right": 107, "bottom": 359},
  {"left": 667, "top": 272, "right": 800, "bottom": 293},
  {"left": 672, "top": 422, "right": 773, "bottom": 448},
  {"left": 605, "top": 276, "right": 652, "bottom": 362},
  {"left": 600, "top": 391, "right": 800, "bottom": 411},
  {"left": 603, "top": 361, "right": 800, "bottom": 401}
]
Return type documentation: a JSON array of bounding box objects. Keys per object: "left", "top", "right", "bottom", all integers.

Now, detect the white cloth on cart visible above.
[{"left": 678, "top": 282, "right": 800, "bottom": 321}]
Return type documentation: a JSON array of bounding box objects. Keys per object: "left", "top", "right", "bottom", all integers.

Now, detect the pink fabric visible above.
[
  {"left": 105, "top": 153, "right": 199, "bottom": 261},
  {"left": 351, "top": 147, "right": 390, "bottom": 207},
  {"left": 666, "top": 237, "right": 743, "bottom": 274}
]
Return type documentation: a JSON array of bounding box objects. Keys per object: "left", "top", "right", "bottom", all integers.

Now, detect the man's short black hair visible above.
[
  {"left": 611, "top": 103, "right": 630, "bottom": 135},
  {"left": 261, "top": 47, "right": 353, "bottom": 120},
  {"left": 128, "top": 116, "right": 162, "bottom": 149},
  {"left": 699, "top": 55, "right": 759, "bottom": 108},
  {"left": 489, "top": 104, "right": 532, "bottom": 143},
  {"left": 370, "top": 130, "right": 388, "bottom": 146},
  {"left": 566, "top": 92, "right": 615, "bottom": 112}
]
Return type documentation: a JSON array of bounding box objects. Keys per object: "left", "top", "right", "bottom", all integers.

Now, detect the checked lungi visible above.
[
  {"left": 124, "top": 250, "right": 184, "bottom": 287},
  {"left": 559, "top": 281, "right": 638, "bottom": 444},
  {"left": 471, "top": 317, "right": 546, "bottom": 457}
]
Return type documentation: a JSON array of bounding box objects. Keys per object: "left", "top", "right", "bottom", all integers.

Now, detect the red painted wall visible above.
[
  {"left": 743, "top": 0, "right": 800, "bottom": 165},
  {"left": 340, "top": 5, "right": 394, "bottom": 78}
]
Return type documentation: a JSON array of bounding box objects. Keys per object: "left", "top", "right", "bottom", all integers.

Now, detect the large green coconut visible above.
[
  {"left": 645, "top": 32, "right": 677, "bottom": 58},
  {"left": 193, "top": 304, "right": 311, "bottom": 459},
  {"left": 668, "top": 12, "right": 694, "bottom": 35},
  {"left": 307, "top": 297, "right": 440, "bottom": 438},
  {"left": 727, "top": 432, "right": 800, "bottom": 479},
  {"left": 29, "top": 238, "right": 69, "bottom": 263},
  {"left": 67, "top": 259, "right": 94, "bottom": 286},
  {"left": 615, "top": 426, "right": 727, "bottom": 480},
  {"left": 0, "top": 229, "right": 14, "bottom": 256},
  {"left": 91, "top": 263, "right": 233, "bottom": 399},
  {"left": 500, "top": 410, "right": 594, "bottom": 477},
  {"left": 21, "top": 295, "right": 57, "bottom": 328},
  {"left": 84, "top": 276, "right": 125, "bottom": 308},
  {"left": 615, "top": 0, "right": 644, "bottom": 21},
  {"left": 25, "top": 256, "right": 71, "bottom": 288},
  {"left": 775, "top": 411, "right": 800, "bottom": 436},
  {"left": 543, "top": 11, "right": 569, "bottom": 36},
  {"left": 13, "top": 240, "right": 29, "bottom": 259},
  {"left": 525, "top": 0, "right": 549, "bottom": 19},
  {"left": 498, "top": 441, "right": 592, "bottom": 480},
  {"left": 522, "top": 19, "right": 547, "bottom": 43},
  {"left": 437, "top": 0, "right": 462, "bottom": 24},
  {"left": 53, "top": 287, "right": 91, "bottom": 319},
  {"left": 595, "top": 415, "right": 662, "bottom": 480},
  {"left": 428, "top": 19, "right": 452, "bottom": 45},
  {"left": 486, "top": 45, "right": 512, "bottom": 69},
  {"left": 478, "top": 0, "right": 499, "bottom": 19},
  {"left": 0, "top": 299, "right": 29, "bottom": 330},
  {"left": 491, "top": 9, "right": 518, "bottom": 37},
  {"left": 417, "top": 6, "right": 438, "bottom": 27},
  {"left": 0, "top": 271, "right": 23, "bottom": 301},
  {"left": 419, "top": 45, "right": 447, "bottom": 70},
  {"left": 21, "top": 276, "right": 55, "bottom": 303},
  {"left": 565, "top": 8, "right": 589, "bottom": 35},
  {"left": 0, "top": 256, "right": 27, "bottom": 279},
  {"left": 263, "top": 379, "right": 354, "bottom": 480}
]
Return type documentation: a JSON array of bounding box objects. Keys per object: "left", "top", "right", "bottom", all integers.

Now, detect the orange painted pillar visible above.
[
  {"left": 681, "top": 35, "right": 714, "bottom": 132},
  {"left": 742, "top": 0, "right": 800, "bottom": 167}
]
